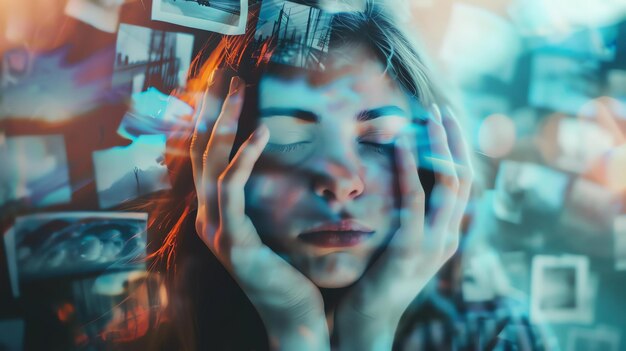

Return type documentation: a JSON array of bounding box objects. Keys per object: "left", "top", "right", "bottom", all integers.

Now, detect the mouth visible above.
[{"left": 298, "top": 220, "right": 375, "bottom": 248}]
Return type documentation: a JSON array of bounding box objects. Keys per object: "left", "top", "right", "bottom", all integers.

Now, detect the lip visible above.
[{"left": 298, "top": 220, "right": 375, "bottom": 248}]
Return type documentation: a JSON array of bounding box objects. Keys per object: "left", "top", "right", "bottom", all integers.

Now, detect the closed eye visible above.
[{"left": 265, "top": 141, "right": 311, "bottom": 153}]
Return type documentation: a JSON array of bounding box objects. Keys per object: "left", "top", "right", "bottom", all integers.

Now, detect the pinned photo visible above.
[
  {"left": 255, "top": 0, "right": 333, "bottom": 69},
  {"left": 0, "top": 135, "right": 71, "bottom": 209},
  {"left": 151, "top": 0, "right": 248, "bottom": 35},
  {"left": 93, "top": 134, "right": 171, "bottom": 208},
  {"left": 530, "top": 254, "right": 590, "bottom": 323},
  {"left": 113, "top": 23, "right": 194, "bottom": 96},
  {"left": 3, "top": 212, "right": 148, "bottom": 297}
]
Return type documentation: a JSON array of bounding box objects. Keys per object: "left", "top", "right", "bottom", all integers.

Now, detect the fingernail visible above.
[
  {"left": 254, "top": 124, "right": 269, "bottom": 139},
  {"left": 229, "top": 76, "right": 241, "bottom": 95}
]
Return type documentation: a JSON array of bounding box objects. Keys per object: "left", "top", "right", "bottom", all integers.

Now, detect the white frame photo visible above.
[{"left": 151, "top": 0, "right": 248, "bottom": 35}]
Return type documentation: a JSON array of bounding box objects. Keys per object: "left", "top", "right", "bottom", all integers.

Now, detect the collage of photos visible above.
[{"left": 2, "top": 0, "right": 626, "bottom": 350}]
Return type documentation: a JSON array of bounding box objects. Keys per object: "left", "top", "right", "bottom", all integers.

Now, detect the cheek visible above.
[
  {"left": 362, "top": 156, "right": 397, "bottom": 198},
  {"left": 245, "top": 173, "right": 308, "bottom": 232}
]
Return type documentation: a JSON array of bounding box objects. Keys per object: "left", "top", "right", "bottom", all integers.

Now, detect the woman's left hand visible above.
[{"left": 335, "top": 105, "right": 473, "bottom": 350}]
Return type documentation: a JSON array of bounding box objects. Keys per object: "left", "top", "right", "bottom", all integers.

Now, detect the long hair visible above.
[{"left": 147, "top": 2, "right": 452, "bottom": 350}]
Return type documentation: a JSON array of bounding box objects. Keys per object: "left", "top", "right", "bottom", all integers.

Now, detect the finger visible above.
[
  {"left": 204, "top": 76, "right": 245, "bottom": 181},
  {"left": 391, "top": 133, "right": 425, "bottom": 249},
  {"left": 218, "top": 125, "right": 269, "bottom": 244},
  {"left": 442, "top": 107, "right": 474, "bottom": 234},
  {"left": 426, "top": 104, "right": 459, "bottom": 244},
  {"left": 190, "top": 81, "right": 225, "bottom": 200}
]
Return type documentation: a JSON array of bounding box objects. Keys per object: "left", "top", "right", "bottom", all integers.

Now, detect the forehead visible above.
[{"left": 259, "top": 45, "right": 410, "bottom": 112}]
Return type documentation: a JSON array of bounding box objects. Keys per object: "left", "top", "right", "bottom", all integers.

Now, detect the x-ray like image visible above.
[
  {"left": 64, "top": 0, "right": 126, "bottom": 33},
  {"left": 113, "top": 23, "right": 194, "bottom": 96},
  {"left": 3, "top": 212, "right": 148, "bottom": 297},
  {"left": 93, "top": 134, "right": 171, "bottom": 208},
  {"left": 0, "top": 135, "right": 71, "bottom": 209},
  {"left": 530, "top": 255, "right": 589, "bottom": 323},
  {"left": 152, "top": 0, "right": 247, "bottom": 35},
  {"left": 255, "top": 0, "right": 334, "bottom": 69},
  {"left": 567, "top": 326, "right": 621, "bottom": 351},
  {"left": 614, "top": 216, "right": 626, "bottom": 271},
  {"left": 529, "top": 53, "right": 600, "bottom": 115},
  {"left": 493, "top": 161, "right": 569, "bottom": 224}
]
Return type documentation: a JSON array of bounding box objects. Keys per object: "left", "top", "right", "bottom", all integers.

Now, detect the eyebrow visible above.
[
  {"left": 356, "top": 105, "right": 408, "bottom": 121},
  {"left": 259, "top": 105, "right": 408, "bottom": 123}
]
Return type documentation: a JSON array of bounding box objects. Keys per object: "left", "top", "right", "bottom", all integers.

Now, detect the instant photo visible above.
[
  {"left": 254, "top": 0, "right": 333, "bottom": 69},
  {"left": 93, "top": 134, "right": 171, "bottom": 208},
  {"left": 152, "top": 0, "right": 247, "bottom": 35},
  {"left": 530, "top": 255, "right": 590, "bottom": 323},
  {"left": 3, "top": 212, "right": 148, "bottom": 297},
  {"left": 0, "top": 135, "right": 71, "bottom": 209},
  {"left": 113, "top": 23, "right": 194, "bottom": 96}
]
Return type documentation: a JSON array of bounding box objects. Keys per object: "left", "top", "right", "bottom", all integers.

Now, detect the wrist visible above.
[
  {"left": 265, "top": 315, "right": 330, "bottom": 351},
  {"left": 335, "top": 310, "right": 400, "bottom": 351}
]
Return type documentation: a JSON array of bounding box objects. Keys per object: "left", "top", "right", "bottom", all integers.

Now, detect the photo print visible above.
[
  {"left": 555, "top": 117, "right": 615, "bottom": 174},
  {"left": 113, "top": 23, "right": 194, "bottom": 96},
  {"left": 0, "top": 134, "right": 71, "bottom": 209},
  {"left": 530, "top": 254, "right": 590, "bottom": 323},
  {"left": 93, "top": 134, "right": 171, "bottom": 208},
  {"left": 254, "top": 0, "right": 334, "bottom": 69},
  {"left": 151, "top": 0, "right": 248, "bottom": 35},
  {"left": 3, "top": 212, "right": 148, "bottom": 297},
  {"left": 492, "top": 161, "right": 569, "bottom": 224},
  {"left": 70, "top": 270, "right": 166, "bottom": 348}
]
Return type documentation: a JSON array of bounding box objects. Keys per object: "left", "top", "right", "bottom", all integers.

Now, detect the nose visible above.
[{"left": 313, "top": 156, "right": 365, "bottom": 204}]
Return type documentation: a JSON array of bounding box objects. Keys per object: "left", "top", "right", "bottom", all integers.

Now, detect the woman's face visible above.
[{"left": 246, "top": 45, "right": 414, "bottom": 288}]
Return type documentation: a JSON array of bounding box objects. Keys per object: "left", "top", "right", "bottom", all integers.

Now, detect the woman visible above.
[{"left": 149, "top": 2, "right": 473, "bottom": 350}]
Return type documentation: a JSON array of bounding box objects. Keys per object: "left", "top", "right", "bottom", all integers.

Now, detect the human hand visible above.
[
  {"left": 335, "top": 105, "right": 473, "bottom": 350},
  {"left": 190, "top": 76, "right": 330, "bottom": 351}
]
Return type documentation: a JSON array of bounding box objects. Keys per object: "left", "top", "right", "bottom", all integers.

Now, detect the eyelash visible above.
[
  {"left": 265, "top": 140, "right": 393, "bottom": 155},
  {"left": 265, "top": 142, "right": 310, "bottom": 153},
  {"left": 359, "top": 141, "right": 393, "bottom": 155}
]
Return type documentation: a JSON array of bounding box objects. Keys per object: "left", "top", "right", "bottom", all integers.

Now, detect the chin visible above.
[{"left": 300, "top": 251, "right": 367, "bottom": 289}]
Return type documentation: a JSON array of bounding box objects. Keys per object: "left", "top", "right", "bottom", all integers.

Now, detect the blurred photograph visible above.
[
  {"left": 113, "top": 23, "right": 194, "bottom": 96},
  {"left": 93, "top": 135, "right": 170, "bottom": 208},
  {"left": 531, "top": 255, "right": 589, "bottom": 323},
  {"left": 254, "top": 0, "right": 333, "bottom": 69},
  {"left": 0, "top": 134, "right": 71, "bottom": 209},
  {"left": 151, "top": 0, "right": 247, "bottom": 35}
]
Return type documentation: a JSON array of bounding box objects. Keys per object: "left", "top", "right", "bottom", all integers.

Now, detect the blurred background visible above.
[{"left": 0, "top": 0, "right": 625, "bottom": 350}]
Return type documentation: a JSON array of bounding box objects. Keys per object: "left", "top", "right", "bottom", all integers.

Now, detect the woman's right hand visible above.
[{"left": 190, "top": 76, "right": 330, "bottom": 351}]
